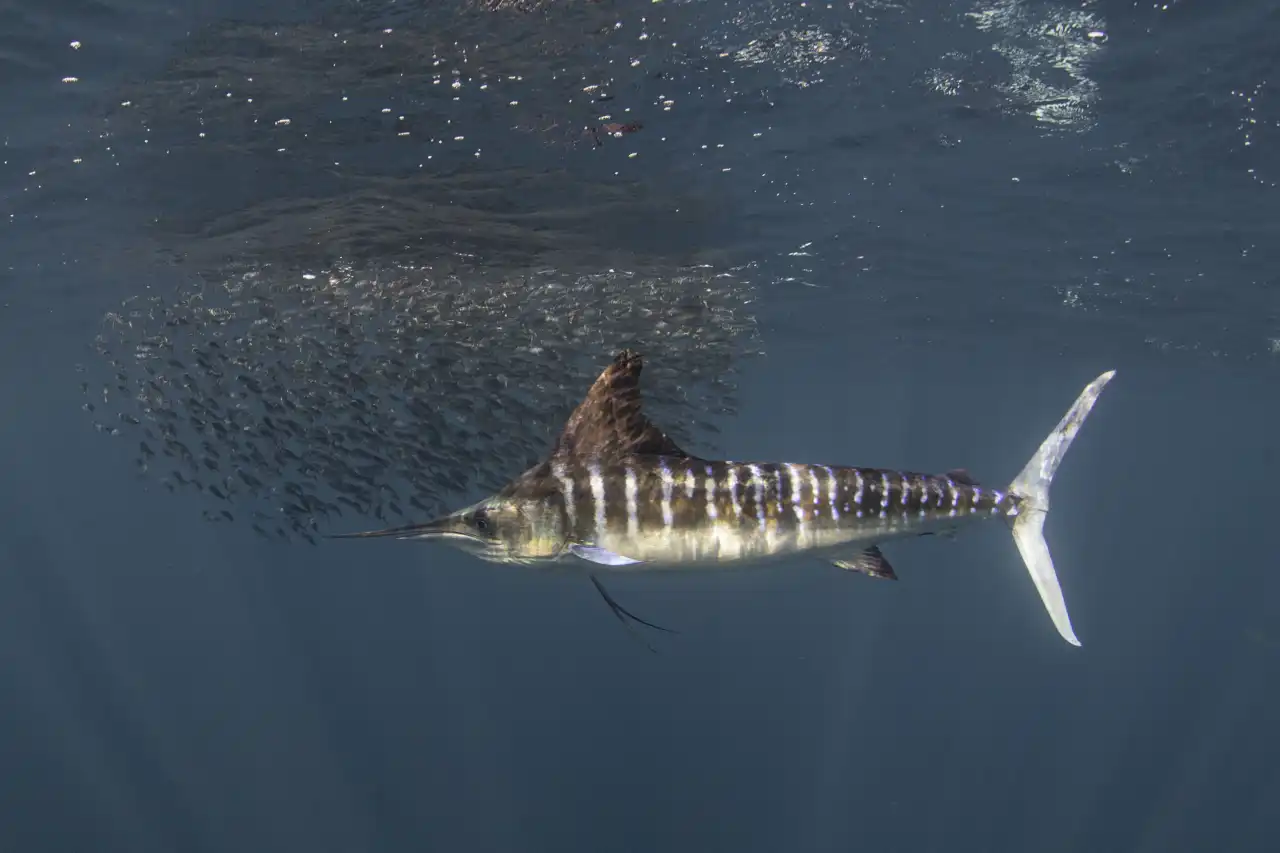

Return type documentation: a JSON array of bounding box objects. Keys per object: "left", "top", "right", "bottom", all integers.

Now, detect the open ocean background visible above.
[{"left": 2, "top": 1, "right": 1277, "bottom": 851}]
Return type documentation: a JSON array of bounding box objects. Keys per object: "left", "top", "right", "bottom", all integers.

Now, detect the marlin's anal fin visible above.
[
  {"left": 570, "top": 544, "right": 644, "bottom": 566},
  {"left": 833, "top": 546, "right": 898, "bottom": 580}
]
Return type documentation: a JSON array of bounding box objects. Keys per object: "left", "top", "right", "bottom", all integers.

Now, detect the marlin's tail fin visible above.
[{"left": 1007, "top": 370, "right": 1116, "bottom": 647}]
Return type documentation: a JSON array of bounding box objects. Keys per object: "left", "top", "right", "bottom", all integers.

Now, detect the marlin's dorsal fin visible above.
[{"left": 552, "top": 349, "right": 693, "bottom": 460}]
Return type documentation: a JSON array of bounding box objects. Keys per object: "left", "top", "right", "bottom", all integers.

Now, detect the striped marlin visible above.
[{"left": 335, "top": 350, "right": 1115, "bottom": 646}]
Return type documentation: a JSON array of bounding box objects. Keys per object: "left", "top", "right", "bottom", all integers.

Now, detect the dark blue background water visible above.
[{"left": 3, "top": 1, "right": 1278, "bottom": 851}]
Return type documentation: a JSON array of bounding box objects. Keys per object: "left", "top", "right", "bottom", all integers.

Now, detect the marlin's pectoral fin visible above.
[
  {"left": 833, "top": 546, "right": 898, "bottom": 580},
  {"left": 570, "top": 544, "right": 644, "bottom": 566}
]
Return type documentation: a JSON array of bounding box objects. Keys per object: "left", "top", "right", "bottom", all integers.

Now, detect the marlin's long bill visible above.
[
  {"left": 332, "top": 349, "right": 1116, "bottom": 648},
  {"left": 328, "top": 521, "right": 449, "bottom": 540}
]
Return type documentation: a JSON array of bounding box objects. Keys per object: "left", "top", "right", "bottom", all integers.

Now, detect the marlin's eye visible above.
[{"left": 473, "top": 509, "right": 489, "bottom": 531}]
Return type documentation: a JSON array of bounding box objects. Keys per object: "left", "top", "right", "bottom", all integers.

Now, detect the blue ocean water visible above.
[{"left": 2, "top": 1, "right": 1277, "bottom": 851}]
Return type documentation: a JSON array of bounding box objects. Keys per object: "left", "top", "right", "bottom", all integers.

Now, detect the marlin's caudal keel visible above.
[{"left": 334, "top": 350, "right": 1114, "bottom": 647}]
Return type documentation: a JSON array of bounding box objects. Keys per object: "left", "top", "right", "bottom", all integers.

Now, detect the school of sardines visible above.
[{"left": 82, "top": 260, "right": 759, "bottom": 542}]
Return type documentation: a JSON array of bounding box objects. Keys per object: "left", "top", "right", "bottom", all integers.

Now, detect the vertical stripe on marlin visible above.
[
  {"left": 727, "top": 465, "right": 742, "bottom": 518},
  {"left": 783, "top": 466, "right": 803, "bottom": 517},
  {"left": 624, "top": 465, "right": 639, "bottom": 537},
  {"left": 786, "top": 464, "right": 807, "bottom": 527},
  {"left": 588, "top": 461, "right": 606, "bottom": 539},
  {"left": 552, "top": 459, "right": 576, "bottom": 530},
  {"left": 853, "top": 469, "right": 865, "bottom": 517},
  {"left": 705, "top": 464, "right": 718, "bottom": 521},
  {"left": 748, "top": 464, "right": 766, "bottom": 531},
  {"left": 658, "top": 459, "right": 675, "bottom": 528},
  {"left": 786, "top": 464, "right": 803, "bottom": 506},
  {"left": 823, "top": 466, "right": 839, "bottom": 521}
]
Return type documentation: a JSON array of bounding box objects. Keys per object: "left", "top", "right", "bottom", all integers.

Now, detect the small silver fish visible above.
[{"left": 335, "top": 350, "right": 1115, "bottom": 647}]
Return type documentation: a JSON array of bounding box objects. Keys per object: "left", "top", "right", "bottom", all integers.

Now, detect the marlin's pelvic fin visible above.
[
  {"left": 589, "top": 574, "right": 677, "bottom": 654},
  {"left": 1007, "top": 370, "right": 1116, "bottom": 647}
]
